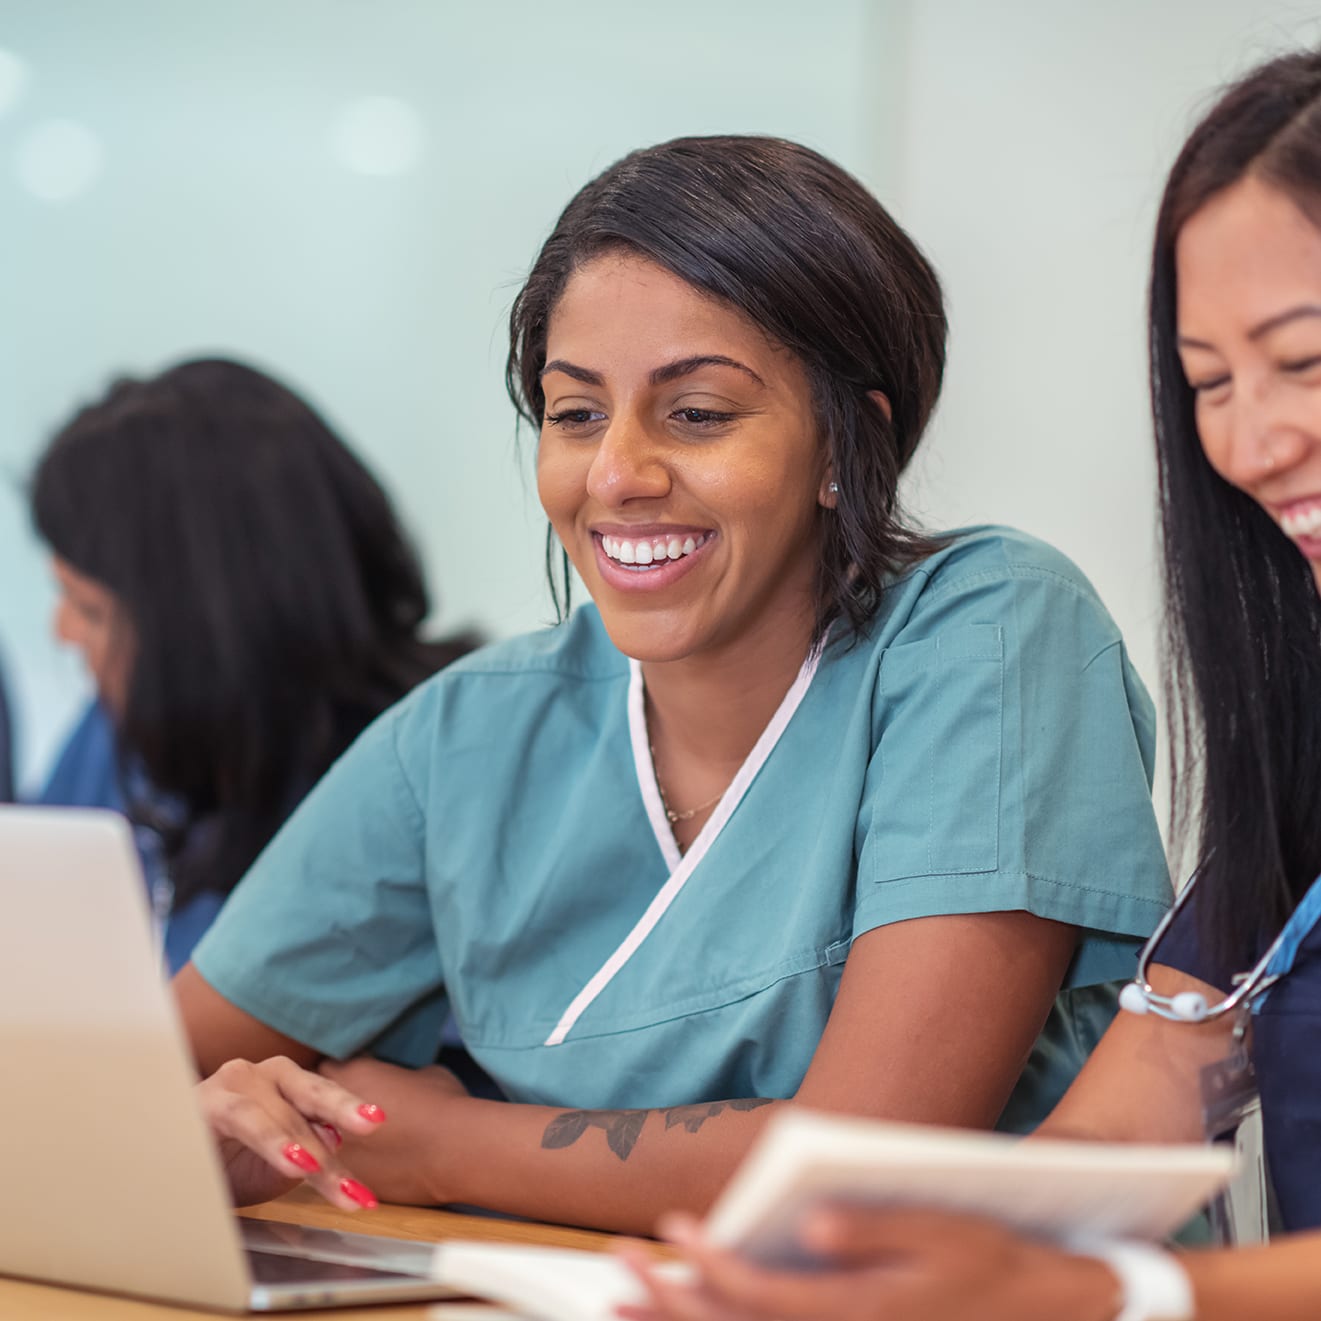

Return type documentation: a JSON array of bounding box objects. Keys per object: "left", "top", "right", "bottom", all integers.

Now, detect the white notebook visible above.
[
  {"left": 704, "top": 1108, "right": 1235, "bottom": 1263},
  {"left": 430, "top": 1108, "right": 1235, "bottom": 1321},
  {"left": 429, "top": 1245, "right": 689, "bottom": 1321}
]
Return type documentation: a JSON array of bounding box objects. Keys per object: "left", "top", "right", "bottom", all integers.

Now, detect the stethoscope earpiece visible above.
[
  {"left": 1120, "top": 980, "right": 1212, "bottom": 1021},
  {"left": 1122, "top": 863, "right": 1316, "bottom": 1026}
]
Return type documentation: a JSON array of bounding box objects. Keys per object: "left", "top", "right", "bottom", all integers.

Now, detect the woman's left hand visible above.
[
  {"left": 617, "top": 1206, "right": 1120, "bottom": 1321},
  {"left": 317, "top": 1058, "right": 471, "bottom": 1205},
  {"left": 200, "top": 1055, "right": 389, "bottom": 1210}
]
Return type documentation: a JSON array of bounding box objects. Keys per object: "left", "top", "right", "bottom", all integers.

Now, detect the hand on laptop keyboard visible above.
[{"left": 198, "top": 1054, "right": 389, "bottom": 1211}]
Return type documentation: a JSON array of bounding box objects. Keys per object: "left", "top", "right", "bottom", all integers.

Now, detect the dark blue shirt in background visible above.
[
  {"left": 36, "top": 701, "right": 221, "bottom": 972},
  {"left": 1158, "top": 881, "right": 1321, "bottom": 1233},
  {"left": 0, "top": 657, "right": 15, "bottom": 803}
]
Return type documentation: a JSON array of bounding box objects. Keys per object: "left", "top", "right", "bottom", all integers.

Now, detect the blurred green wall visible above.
[{"left": 0, "top": 0, "right": 894, "bottom": 787}]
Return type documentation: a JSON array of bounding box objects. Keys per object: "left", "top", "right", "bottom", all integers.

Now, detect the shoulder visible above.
[
  {"left": 866, "top": 525, "right": 1122, "bottom": 654},
  {"left": 375, "top": 606, "right": 626, "bottom": 759},
  {"left": 435, "top": 605, "right": 625, "bottom": 685},
  {"left": 897, "top": 524, "right": 1105, "bottom": 603},
  {"left": 60, "top": 700, "right": 118, "bottom": 756},
  {"left": 37, "top": 700, "right": 124, "bottom": 809}
]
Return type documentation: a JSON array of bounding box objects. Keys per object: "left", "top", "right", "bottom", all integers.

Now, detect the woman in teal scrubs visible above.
[
  {"left": 624, "top": 49, "right": 1321, "bottom": 1321},
  {"left": 182, "top": 136, "right": 1170, "bottom": 1231}
]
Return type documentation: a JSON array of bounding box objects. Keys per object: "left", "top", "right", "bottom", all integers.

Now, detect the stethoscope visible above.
[{"left": 1119, "top": 868, "right": 1321, "bottom": 1024}]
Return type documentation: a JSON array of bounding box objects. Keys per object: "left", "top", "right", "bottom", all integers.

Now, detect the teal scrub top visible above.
[{"left": 193, "top": 527, "right": 1172, "bottom": 1131}]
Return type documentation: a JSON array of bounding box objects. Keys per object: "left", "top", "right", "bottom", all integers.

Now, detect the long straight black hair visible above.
[
  {"left": 32, "top": 357, "right": 477, "bottom": 904},
  {"left": 506, "top": 135, "right": 948, "bottom": 645},
  {"left": 1151, "top": 50, "right": 1321, "bottom": 974}
]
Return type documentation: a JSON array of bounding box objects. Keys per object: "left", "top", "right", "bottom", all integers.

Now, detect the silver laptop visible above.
[{"left": 0, "top": 804, "right": 460, "bottom": 1311}]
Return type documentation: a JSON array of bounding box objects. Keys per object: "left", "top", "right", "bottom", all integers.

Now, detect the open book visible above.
[{"left": 429, "top": 1108, "right": 1235, "bottom": 1321}]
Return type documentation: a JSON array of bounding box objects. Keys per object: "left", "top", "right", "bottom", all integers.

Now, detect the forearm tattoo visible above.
[{"left": 540, "top": 1097, "right": 773, "bottom": 1161}]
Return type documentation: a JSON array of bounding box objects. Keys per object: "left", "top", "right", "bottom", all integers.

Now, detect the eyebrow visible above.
[
  {"left": 540, "top": 359, "right": 604, "bottom": 386},
  {"left": 1179, "top": 303, "right": 1321, "bottom": 350},
  {"left": 539, "top": 354, "right": 766, "bottom": 388}
]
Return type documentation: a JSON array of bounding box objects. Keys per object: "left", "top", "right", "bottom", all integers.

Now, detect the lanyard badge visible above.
[
  {"left": 1123, "top": 870, "right": 1321, "bottom": 1245},
  {"left": 1199, "top": 1005, "right": 1271, "bottom": 1246},
  {"left": 1199, "top": 1003, "right": 1256, "bottom": 1139}
]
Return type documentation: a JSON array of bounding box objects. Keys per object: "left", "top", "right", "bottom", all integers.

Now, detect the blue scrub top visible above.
[
  {"left": 194, "top": 527, "right": 1172, "bottom": 1130},
  {"left": 1158, "top": 877, "right": 1321, "bottom": 1232},
  {"left": 37, "top": 700, "right": 221, "bottom": 972}
]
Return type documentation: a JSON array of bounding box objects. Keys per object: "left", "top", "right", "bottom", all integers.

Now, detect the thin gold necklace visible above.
[{"left": 649, "top": 743, "right": 725, "bottom": 824}]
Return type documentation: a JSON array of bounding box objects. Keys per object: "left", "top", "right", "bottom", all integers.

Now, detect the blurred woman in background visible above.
[{"left": 33, "top": 356, "right": 477, "bottom": 969}]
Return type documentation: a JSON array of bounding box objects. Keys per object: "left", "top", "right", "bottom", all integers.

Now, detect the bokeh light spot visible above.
[
  {"left": 0, "top": 48, "right": 28, "bottom": 117},
  {"left": 15, "top": 119, "right": 105, "bottom": 202},
  {"left": 329, "top": 96, "right": 425, "bottom": 177}
]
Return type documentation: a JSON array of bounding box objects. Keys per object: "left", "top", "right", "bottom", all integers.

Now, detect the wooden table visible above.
[{"left": 0, "top": 1188, "right": 620, "bottom": 1319}]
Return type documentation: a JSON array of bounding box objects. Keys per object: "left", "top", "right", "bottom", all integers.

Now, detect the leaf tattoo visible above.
[
  {"left": 540, "top": 1098, "right": 772, "bottom": 1161},
  {"left": 541, "top": 1108, "right": 649, "bottom": 1160},
  {"left": 662, "top": 1097, "right": 772, "bottom": 1134}
]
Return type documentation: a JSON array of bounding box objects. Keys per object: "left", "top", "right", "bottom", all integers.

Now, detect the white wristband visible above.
[{"left": 1085, "top": 1240, "right": 1195, "bottom": 1321}]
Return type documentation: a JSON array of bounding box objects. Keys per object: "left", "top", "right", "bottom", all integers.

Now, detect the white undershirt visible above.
[{"left": 542, "top": 647, "right": 823, "bottom": 1046}]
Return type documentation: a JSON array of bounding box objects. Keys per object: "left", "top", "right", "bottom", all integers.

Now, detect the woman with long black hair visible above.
[
  {"left": 624, "top": 47, "right": 1321, "bottom": 1321},
  {"left": 34, "top": 357, "right": 476, "bottom": 969}
]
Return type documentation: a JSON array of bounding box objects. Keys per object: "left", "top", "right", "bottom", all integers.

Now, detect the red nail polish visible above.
[
  {"left": 283, "top": 1143, "right": 321, "bottom": 1173},
  {"left": 340, "top": 1178, "right": 378, "bottom": 1209},
  {"left": 357, "top": 1103, "right": 387, "bottom": 1124}
]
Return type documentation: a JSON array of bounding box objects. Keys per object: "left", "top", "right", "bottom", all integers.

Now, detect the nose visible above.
[
  {"left": 52, "top": 596, "right": 81, "bottom": 648},
  {"left": 585, "top": 415, "right": 671, "bottom": 506},
  {"left": 1222, "top": 386, "right": 1308, "bottom": 487}
]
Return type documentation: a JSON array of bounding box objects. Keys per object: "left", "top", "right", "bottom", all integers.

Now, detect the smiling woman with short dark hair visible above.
[{"left": 172, "top": 136, "right": 1170, "bottom": 1232}]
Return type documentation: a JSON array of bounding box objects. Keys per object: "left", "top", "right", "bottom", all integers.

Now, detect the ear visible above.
[
  {"left": 818, "top": 463, "right": 838, "bottom": 509},
  {"left": 867, "top": 389, "right": 893, "bottom": 422}
]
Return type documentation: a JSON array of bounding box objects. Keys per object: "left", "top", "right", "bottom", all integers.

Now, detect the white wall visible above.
[
  {"left": 0, "top": 0, "right": 887, "bottom": 789},
  {"left": 895, "top": 0, "right": 1321, "bottom": 836},
  {"left": 5, "top": 1, "right": 1321, "bottom": 815}
]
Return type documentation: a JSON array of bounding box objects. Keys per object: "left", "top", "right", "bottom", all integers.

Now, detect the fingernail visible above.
[
  {"left": 340, "top": 1177, "right": 378, "bottom": 1209},
  {"left": 283, "top": 1143, "right": 321, "bottom": 1173},
  {"left": 313, "top": 1122, "right": 343, "bottom": 1149},
  {"left": 357, "top": 1103, "right": 387, "bottom": 1124}
]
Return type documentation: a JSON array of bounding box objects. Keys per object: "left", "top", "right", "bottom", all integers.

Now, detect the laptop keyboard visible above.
[{"left": 245, "top": 1247, "right": 430, "bottom": 1286}]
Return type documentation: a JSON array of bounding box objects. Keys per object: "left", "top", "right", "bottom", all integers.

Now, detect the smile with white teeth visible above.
[
  {"left": 1280, "top": 506, "right": 1321, "bottom": 540},
  {"left": 600, "top": 532, "right": 710, "bottom": 567}
]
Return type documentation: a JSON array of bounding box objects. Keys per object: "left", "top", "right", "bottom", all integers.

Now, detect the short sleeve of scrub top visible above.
[
  {"left": 193, "top": 526, "right": 1172, "bottom": 1131},
  {"left": 1149, "top": 893, "right": 1230, "bottom": 991}
]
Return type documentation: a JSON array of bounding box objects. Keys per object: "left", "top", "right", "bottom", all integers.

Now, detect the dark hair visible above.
[
  {"left": 1151, "top": 49, "right": 1321, "bottom": 973},
  {"left": 506, "top": 135, "right": 948, "bottom": 642},
  {"left": 32, "top": 357, "right": 478, "bottom": 904}
]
